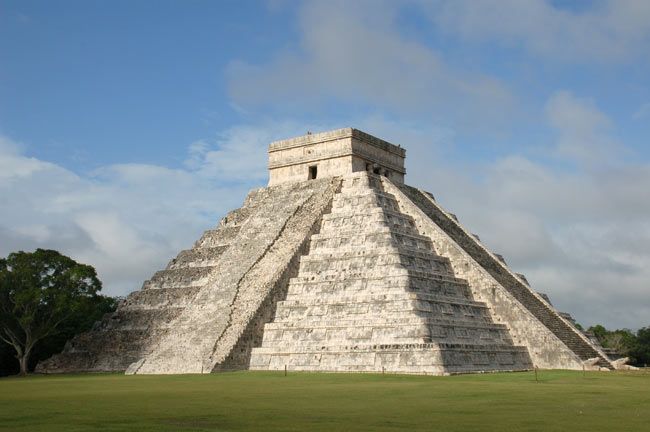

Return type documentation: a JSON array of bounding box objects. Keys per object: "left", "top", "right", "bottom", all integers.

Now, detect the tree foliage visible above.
[
  {"left": 0, "top": 249, "right": 116, "bottom": 375},
  {"left": 629, "top": 327, "right": 650, "bottom": 367},
  {"left": 588, "top": 324, "right": 650, "bottom": 367}
]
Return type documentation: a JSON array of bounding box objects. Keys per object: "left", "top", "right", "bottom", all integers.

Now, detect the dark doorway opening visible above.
[{"left": 308, "top": 165, "right": 318, "bottom": 180}]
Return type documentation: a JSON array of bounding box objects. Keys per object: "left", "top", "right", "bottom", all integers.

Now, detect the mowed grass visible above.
[{"left": 1, "top": 370, "right": 649, "bottom": 432}]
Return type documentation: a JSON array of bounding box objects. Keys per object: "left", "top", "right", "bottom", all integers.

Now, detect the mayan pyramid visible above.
[{"left": 38, "top": 128, "right": 614, "bottom": 375}]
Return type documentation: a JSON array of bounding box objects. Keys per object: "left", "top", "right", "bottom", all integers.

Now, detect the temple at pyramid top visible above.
[{"left": 268, "top": 127, "right": 406, "bottom": 185}]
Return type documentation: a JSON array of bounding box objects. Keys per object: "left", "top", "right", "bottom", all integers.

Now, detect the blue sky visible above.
[{"left": 1, "top": 0, "right": 649, "bottom": 329}]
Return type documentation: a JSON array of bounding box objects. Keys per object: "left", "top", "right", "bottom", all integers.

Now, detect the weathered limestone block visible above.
[
  {"left": 120, "top": 286, "right": 202, "bottom": 309},
  {"left": 142, "top": 267, "right": 213, "bottom": 290},
  {"left": 166, "top": 246, "right": 228, "bottom": 270}
]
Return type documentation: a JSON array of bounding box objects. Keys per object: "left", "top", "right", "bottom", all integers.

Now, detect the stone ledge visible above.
[{"left": 268, "top": 128, "right": 406, "bottom": 158}]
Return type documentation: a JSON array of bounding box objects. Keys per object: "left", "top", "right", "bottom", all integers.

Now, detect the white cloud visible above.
[
  {"left": 0, "top": 130, "right": 268, "bottom": 297},
  {"left": 0, "top": 135, "right": 60, "bottom": 182},
  {"left": 227, "top": 0, "right": 514, "bottom": 126},
  {"left": 427, "top": 0, "right": 650, "bottom": 62},
  {"left": 192, "top": 125, "right": 279, "bottom": 182},
  {"left": 410, "top": 124, "right": 650, "bottom": 330},
  {"left": 545, "top": 90, "right": 623, "bottom": 164}
]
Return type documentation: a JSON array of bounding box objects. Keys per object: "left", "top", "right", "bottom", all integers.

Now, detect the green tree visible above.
[
  {"left": 588, "top": 324, "right": 608, "bottom": 343},
  {"left": 30, "top": 293, "right": 118, "bottom": 373},
  {"left": 630, "top": 327, "right": 650, "bottom": 367},
  {"left": 0, "top": 249, "right": 108, "bottom": 376},
  {"left": 602, "top": 329, "right": 636, "bottom": 355},
  {"left": 587, "top": 324, "right": 650, "bottom": 367}
]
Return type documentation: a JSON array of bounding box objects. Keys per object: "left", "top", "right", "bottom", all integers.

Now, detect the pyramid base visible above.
[{"left": 251, "top": 343, "right": 532, "bottom": 375}]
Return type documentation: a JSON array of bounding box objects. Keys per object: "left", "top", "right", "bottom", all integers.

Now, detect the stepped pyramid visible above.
[{"left": 38, "top": 128, "right": 613, "bottom": 374}]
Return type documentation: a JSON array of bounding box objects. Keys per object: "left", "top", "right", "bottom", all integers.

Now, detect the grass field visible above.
[{"left": 0, "top": 370, "right": 648, "bottom": 431}]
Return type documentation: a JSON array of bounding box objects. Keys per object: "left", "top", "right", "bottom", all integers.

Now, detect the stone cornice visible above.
[{"left": 268, "top": 127, "right": 406, "bottom": 158}]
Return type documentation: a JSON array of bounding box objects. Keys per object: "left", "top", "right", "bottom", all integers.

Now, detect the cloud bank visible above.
[
  {"left": 228, "top": 0, "right": 514, "bottom": 126},
  {"left": 410, "top": 92, "right": 650, "bottom": 330},
  {"left": 427, "top": 0, "right": 650, "bottom": 62},
  {"left": 0, "top": 129, "right": 273, "bottom": 297}
]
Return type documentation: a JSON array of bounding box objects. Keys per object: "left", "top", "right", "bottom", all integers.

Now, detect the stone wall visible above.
[{"left": 268, "top": 128, "right": 405, "bottom": 185}]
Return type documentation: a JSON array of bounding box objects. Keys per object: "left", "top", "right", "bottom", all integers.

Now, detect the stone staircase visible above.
[{"left": 250, "top": 173, "right": 532, "bottom": 374}]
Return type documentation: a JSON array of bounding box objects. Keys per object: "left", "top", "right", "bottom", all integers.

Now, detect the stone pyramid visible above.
[{"left": 38, "top": 128, "right": 613, "bottom": 375}]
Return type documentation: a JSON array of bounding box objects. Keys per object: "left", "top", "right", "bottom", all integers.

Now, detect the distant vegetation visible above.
[
  {"left": 587, "top": 324, "right": 650, "bottom": 367},
  {"left": 0, "top": 249, "right": 117, "bottom": 376}
]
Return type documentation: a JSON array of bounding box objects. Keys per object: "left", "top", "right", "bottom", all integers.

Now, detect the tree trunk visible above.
[
  {"left": 19, "top": 354, "right": 29, "bottom": 376},
  {"left": 18, "top": 354, "right": 29, "bottom": 376}
]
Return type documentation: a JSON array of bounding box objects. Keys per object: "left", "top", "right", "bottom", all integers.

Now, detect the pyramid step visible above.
[
  {"left": 320, "top": 219, "right": 422, "bottom": 237},
  {"left": 250, "top": 344, "right": 531, "bottom": 374},
  {"left": 252, "top": 342, "right": 529, "bottom": 355},
  {"left": 166, "top": 246, "right": 229, "bottom": 270},
  {"left": 260, "top": 328, "right": 511, "bottom": 348},
  {"left": 103, "top": 307, "right": 186, "bottom": 331},
  {"left": 195, "top": 225, "right": 241, "bottom": 248},
  {"left": 220, "top": 206, "right": 253, "bottom": 227},
  {"left": 284, "top": 288, "right": 471, "bottom": 302},
  {"left": 305, "top": 244, "right": 445, "bottom": 261},
  {"left": 332, "top": 199, "right": 400, "bottom": 215},
  {"left": 265, "top": 317, "right": 510, "bottom": 333},
  {"left": 41, "top": 327, "right": 164, "bottom": 371},
  {"left": 310, "top": 229, "right": 434, "bottom": 250},
  {"left": 274, "top": 302, "right": 493, "bottom": 322},
  {"left": 142, "top": 267, "right": 214, "bottom": 290},
  {"left": 278, "top": 292, "right": 488, "bottom": 309},
  {"left": 297, "top": 265, "right": 453, "bottom": 280},
  {"left": 321, "top": 211, "right": 418, "bottom": 231},
  {"left": 287, "top": 276, "right": 471, "bottom": 300},
  {"left": 331, "top": 189, "right": 401, "bottom": 206},
  {"left": 299, "top": 250, "right": 452, "bottom": 272},
  {"left": 266, "top": 315, "right": 506, "bottom": 328},
  {"left": 289, "top": 273, "right": 468, "bottom": 290},
  {"left": 122, "top": 286, "right": 202, "bottom": 309},
  {"left": 321, "top": 206, "right": 415, "bottom": 224},
  {"left": 290, "top": 269, "right": 468, "bottom": 285}
]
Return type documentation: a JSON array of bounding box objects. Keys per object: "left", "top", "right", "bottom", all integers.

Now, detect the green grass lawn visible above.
[{"left": 0, "top": 370, "right": 648, "bottom": 431}]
